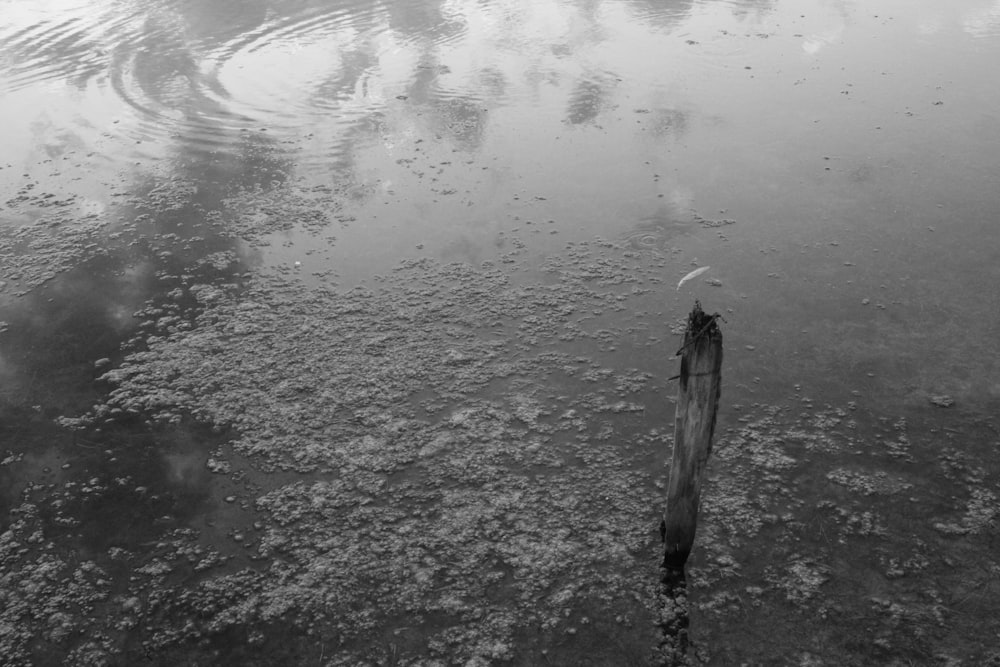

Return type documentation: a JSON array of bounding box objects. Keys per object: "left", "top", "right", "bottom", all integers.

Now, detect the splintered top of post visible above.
[{"left": 676, "top": 300, "right": 722, "bottom": 356}]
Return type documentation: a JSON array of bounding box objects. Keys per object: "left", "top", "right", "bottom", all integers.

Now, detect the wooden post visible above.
[
  {"left": 662, "top": 301, "right": 723, "bottom": 569},
  {"left": 656, "top": 302, "right": 722, "bottom": 664}
]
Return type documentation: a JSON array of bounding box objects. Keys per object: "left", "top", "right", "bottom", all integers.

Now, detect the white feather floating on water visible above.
[{"left": 676, "top": 266, "right": 710, "bottom": 290}]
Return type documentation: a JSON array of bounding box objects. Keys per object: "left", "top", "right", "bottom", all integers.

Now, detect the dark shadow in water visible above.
[
  {"left": 621, "top": 0, "right": 776, "bottom": 30},
  {"left": 728, "top": 0, "right": 778, "bottom": 21},
  {"left": 0, "top": 0, "right": 302, "bottom": 575},
  {"left": 384, "top": 0, "right": 466, "bottom": 46},
  {"left": 1, "top": 254, "right": 155, "bottom": 416},
  {"left": 26, "top": 419, "right": 228, "bottom": 554},
  {"left": 619, "top": 0, "right": 696, "bottom": 30},
  {"left": 0, "top": 238, "right": 247, "bottom": 553}
]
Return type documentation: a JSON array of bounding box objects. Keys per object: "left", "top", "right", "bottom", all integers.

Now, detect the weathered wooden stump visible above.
[
  {"left": 657, "top": 301, "right": 723, "bottom": 663},
  {"left": 662, "top": 300, "right": 723, "bottom": 569}
]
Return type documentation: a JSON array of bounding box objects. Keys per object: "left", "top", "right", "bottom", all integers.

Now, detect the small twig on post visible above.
[{"left": 657, "top": 300, "right": 723, "bottom": 663}]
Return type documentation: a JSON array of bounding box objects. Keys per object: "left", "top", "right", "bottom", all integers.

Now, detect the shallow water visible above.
[{"left": 2, "top": 0, "right": 999, "bottom": 664}]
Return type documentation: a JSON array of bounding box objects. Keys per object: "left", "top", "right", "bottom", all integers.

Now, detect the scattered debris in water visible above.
[
  {"left": 929, "top": 395, "right": 955, "bottom": 408},
  {"left": 4, "top": 211, "right": 995, "bottom": 663}
]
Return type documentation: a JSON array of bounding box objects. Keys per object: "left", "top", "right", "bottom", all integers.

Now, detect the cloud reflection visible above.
[{"left": 963, "top": 0, "right": 1000, "bottom": 37}]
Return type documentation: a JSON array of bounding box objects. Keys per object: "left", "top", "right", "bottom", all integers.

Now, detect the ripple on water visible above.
[
  {"left": 620, "top": 214, "right": 696, "bottom": 252},
  {"left": 1, "top": 0, "right": 473, "bottom": 166},
  {"left": 104, "top": 4, "right": 394, "bottom": 158},
  {"left": 0, "top": 0, "right": 234, "bottom": 161},
  {"left": 620, "top": 0, "right": 699, "bottom": 31},
  {"left": 0, "top": 3, "right": 118, "bottom": 91},
  {"left": 196, "top": 0, "right": 461, "bottom": 127},
  {"left": 963, "top": 5, "right": 1000, "bottom": 38}
]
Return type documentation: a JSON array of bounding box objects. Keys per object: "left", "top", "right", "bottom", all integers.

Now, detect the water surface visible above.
[{"left": 2, "top": 0, "right": 999, "bottom": 664}]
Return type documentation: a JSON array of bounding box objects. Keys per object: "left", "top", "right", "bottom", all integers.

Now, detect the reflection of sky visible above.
[
  {"left": 1, "top": 0, "right": 996, "bottom": 232},
  {"left": 0, "top": 0, "right": 692, "bottom": 174},
  {"left": 866, "top": 0, "right": 1000, "bottom": 38},
  {"left": 2, "top": 0, "right": 999, "bottom": 412},
  {"left": 801, "top": 26, "right": 844, "bottom": 54},
  {"left": 2, "top": 0, "right": 999, "bottom": 234},
  {"left": 963, "top": 0, "right": 1000, "bottom": 36},
  {"left": 3, "top": 0, "right": 996, "bottom": 174}
]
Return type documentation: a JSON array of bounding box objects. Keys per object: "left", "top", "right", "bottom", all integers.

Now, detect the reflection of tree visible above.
[
  {"left": 433, "top": 97, "right": 490, "bottom": 147},
  {"left": 566, "top": 75, "right": 612, "bottom": 125},
  {"left": 152, "top": 0, "right": 269, "bottom": 41},
  {"left": 5, "top": 0, "right": 731, "bottom": 424},
  {"left": 384, "top": 0, "right": 465, "bottom": 46},
  {"left": 727, "top": 0, "right": 777, "bottom": 21},
  {"left": 621, "top": 0, "right": 775, "bottom": 28},
  {"left": 647, "top": 107, "right": 688, "bottom": 138},
  {"left": 478, "top": 66, "right": 508, "bottom": 99},
  {"left": 619, "top": 0, "right": 695, "bottom": 30},
  {"left": 127, "top": 27, "right": 200, "bottom": 109},
  {"left": 403, "top": 51, "right": 492, "bottom": 150}
]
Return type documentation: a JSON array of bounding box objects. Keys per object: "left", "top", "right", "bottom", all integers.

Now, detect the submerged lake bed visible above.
[{"left": 2, "top": 0, "right": 999, "bottom": 664}]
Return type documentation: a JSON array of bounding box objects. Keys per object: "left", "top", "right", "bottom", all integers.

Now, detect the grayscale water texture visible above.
[{"left": 1, "top": 0, "right": 999, "bottom": 664}]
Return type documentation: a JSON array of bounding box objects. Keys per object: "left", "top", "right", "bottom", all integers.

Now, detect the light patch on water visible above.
[
  {"left": 963, "top": 0, "right": 1000, "bottom": 37},
  {"left": 801, "top": 26, "right": 845, "bottom": 55}
]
